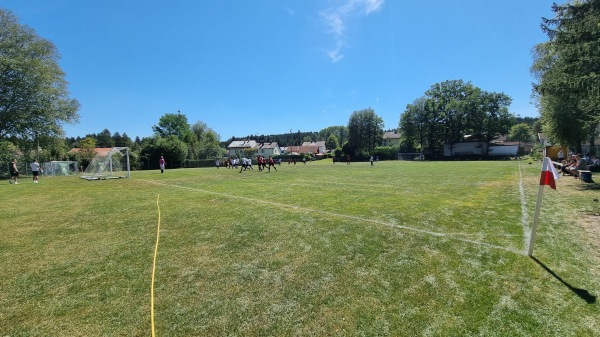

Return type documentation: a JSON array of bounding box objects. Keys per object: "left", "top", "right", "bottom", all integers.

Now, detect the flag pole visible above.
[{"left": 528, "top": 183, "right": 545, "bottom": 256}]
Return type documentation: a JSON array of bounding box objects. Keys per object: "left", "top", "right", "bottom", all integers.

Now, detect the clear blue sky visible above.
[{"left": 4, "top": 0, "right": 555, "bottom": 141}]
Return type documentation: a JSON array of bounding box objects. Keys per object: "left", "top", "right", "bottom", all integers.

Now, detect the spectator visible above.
[
  {"left": 9, "top": 158, "right": 19, "bottom": 184},
  {"left": 587, "top": 155, "right": 599, "bottom": 172},
  {"left": 569, "top": 154, "right": 588, "bottom": 178}
]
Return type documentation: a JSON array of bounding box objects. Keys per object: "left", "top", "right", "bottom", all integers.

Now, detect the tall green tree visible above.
[
  {"left": 152, "top": 112, "right": 193, "bottom": 143},
  {"left": 318, "top": 126, "right": 349, "bottom": 146},
  {"left": 140, "top": 135, "right": 187, "bottom": 169},
  {"left": 190, "top": 120, "right": 224, "bottom": 159},
  {"left": 113, "top": 132, "right": 133, "bottom": 148},
  {"left": 96, "top": 129, "right": 115, "bottom": 148},
  {"left": 77, "top": 137, "right": 97, "bottom": 169},
  {"left": 399, "top": 97, "right": 430, "bottom": 152},
  {"left": 0, "top": 9, "right": 80, "bottom": 141},
  {"left": 508, "top": 123, "right": 534, "bottom": 156},
  {"left": 399, "top": 81, "right": 512, "bottom": 156},
  {"left": 532, "top": 0, "right": 600, "bottom": 152},
  {"left": 425, "top": 80, "right": 472, "bottom": 154},
  {"left": 326, "top": 133, "right": 339, "bottom": 150},
  {"left": 508, "top": 123, "right": 534, "bottom": 143},
  {"left": 480, "top": 91, "right": 513, "bottom": 144},
  {"left": 347, "top": 108, "right": 384, "bottom": 158}
]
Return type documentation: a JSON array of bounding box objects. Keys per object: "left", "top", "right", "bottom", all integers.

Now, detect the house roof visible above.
[
  {"left": 228, "top": 140, "right": 257, "bottom": 149},
  {"left": 302, "top": 141, "right": 326, "bottom": 147},
  {"left": 288, "top": 145, "right": 321, "bottom": 154},
  {"left": 383, "top": 132, "right": 400, "bottom": 139},
  {"left": 69, "top": 147, "right": 115, "bottom": 156},
  {"left": 256, "top": 142, "right": 280, "bottom": 149}
]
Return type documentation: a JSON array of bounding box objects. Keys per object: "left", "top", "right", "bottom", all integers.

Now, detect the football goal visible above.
[
  {"left": 397, "top": 153, "right": 425, "bottom": 161},
  {"left": 43, "top": 161, "right": 79, "bottom": 176},
  {"left": 81, "top": 147, "right": 131, "bottom": 180}
]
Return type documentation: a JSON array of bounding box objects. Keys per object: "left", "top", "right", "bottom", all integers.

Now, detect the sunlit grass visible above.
[{"left": 0, "top": 160, "right": 598, "bottom": 336}]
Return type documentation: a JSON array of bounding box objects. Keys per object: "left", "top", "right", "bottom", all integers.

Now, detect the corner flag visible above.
[
  {"left": 539, "top": 157, "right": 560, "bottom": 190},
  {"left": 529, "top": 157, "right": 560, "bottom": 256}
]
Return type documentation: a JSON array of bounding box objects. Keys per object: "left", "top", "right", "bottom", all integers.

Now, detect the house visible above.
[
  {"left": 537, "top": 133, "right": 552, "bottom": 147},
  {"left": 382, "top": 131, "right": 401, "bottom": 146},
  {"left": 301, "top": 141, "right": 326, "bottom": 154},
  {"left": 227, "top": 140, "right": 282, "bottom": 158},
  {"left": 288, "top": 145, "right": 321, "bottom": 155},
  {"left": 255, "top": 142, "right": 282, "bottom": 157},
  {"left": 227, "top": 140, "right": 258, "bottom": 158},
  {"left": 442, "top": 142, "right": 519, "bottom": 157}
]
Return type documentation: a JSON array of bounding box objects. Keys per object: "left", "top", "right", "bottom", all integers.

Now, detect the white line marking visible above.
[{"left": 141, "top": 179, "right": 523, "bottom": 255}]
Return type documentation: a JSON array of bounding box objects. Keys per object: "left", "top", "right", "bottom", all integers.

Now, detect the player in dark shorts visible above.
[
  {"left": 257, "top": 155, "right": 263, "bottom": 172},
  {"left": 9, "top": 158, "right": 19, "bottom": 184},
  {"left": 30, "top": 159, "right": 42, "bottom": 183},
  {"left": 268, "top": 156, "right": 277, "bottom": 172},
  {"left": 261, "top": 156, "right": 267, "bottom": 171}
]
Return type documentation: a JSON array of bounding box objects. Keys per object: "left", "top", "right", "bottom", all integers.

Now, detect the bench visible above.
[{"left": 578, "top": 170, "right": 593, "bottom": 183}]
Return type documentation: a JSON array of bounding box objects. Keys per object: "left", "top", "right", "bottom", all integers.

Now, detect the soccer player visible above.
[
  {"left": 30, "top": 159, "right": 42, "bottom": 183},
  {"left": 159, "top": 156, "right": 166, "bottom": 173},
  {"left": 268, "top": 156, "right": 277, "bottom": 172}
]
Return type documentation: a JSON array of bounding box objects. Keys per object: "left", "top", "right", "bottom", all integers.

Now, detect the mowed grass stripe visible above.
[
  {"left": 141, "top": 160, "right": 526, "bottom": 252},
  {"left": 142, "top": 178, "right": 521, "bottom": 254}
]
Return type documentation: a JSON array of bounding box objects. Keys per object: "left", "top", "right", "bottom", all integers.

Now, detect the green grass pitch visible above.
[{"left": 1, "top": 160, "right": 598, "bottom": 336}]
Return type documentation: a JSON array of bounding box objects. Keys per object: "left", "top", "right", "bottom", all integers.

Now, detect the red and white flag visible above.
[{"left": 539, "top": 157, "right": 560, "bottom": 190}]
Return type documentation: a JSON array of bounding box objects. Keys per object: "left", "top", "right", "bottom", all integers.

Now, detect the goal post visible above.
[
  {"left": 397, "top": 153, "right": 424, "bottom": 161},
  {"left": 81, "top": 147, "right": 131, "bottom": 180},
  {"left": 43, "top": 161, "right": 79, "bottom": 176}
]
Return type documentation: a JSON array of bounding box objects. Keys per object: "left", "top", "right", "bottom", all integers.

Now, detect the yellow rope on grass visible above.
[{"left": 151, "top": 194, "right": 161, "bottom": 337}]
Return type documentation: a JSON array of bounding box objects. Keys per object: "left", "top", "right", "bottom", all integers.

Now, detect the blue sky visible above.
[{"left": 4, "top": 0, "right": 555, "bottom": 141}]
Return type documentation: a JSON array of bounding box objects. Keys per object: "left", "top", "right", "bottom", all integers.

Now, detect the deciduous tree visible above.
[
  {"left": 347, "top": 108, "right": 384, "bottom": 158},
  {"left": 0, "top": 9, "right": 79, "bottom": 141},
  {"left": 152, "top": 112, "right": 193, "bottom": 143}
]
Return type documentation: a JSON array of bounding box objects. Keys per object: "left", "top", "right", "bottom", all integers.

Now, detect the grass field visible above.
[{"left": 1, "top": 159, "right": 599, "bottom": 336}]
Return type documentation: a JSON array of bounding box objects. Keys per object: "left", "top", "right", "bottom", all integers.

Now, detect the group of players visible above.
[{"left": 217, "top": 155, "right": 278, "bottom": 173}]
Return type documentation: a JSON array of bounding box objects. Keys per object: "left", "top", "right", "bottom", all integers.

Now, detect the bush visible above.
[{"left": 372, "top": 145, "right": 400, "bottom": 160}]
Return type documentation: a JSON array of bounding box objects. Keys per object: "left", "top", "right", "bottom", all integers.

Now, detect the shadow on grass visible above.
[
  {"left": 531, "top": 256, "right": 596, "bottom": 304},
  {"left": 580, "top": 182, "right": 600, "bottom": 191}
]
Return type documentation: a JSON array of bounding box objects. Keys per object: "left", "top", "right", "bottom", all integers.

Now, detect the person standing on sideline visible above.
[
  {"left": 370, "top": 155, "right": 374, "bottom": 166},
  {"left": 558, "top": 149, "right": 564, "bottom": 162},
  {"left": 346, "top": 155, "right": 351, "bottom": 165},
  {"left": 9, "top": 158, "right": 19, "bottom": 184},
  {"left": 159, "top": 156, "right": 166, "bottom": 174},
  {"left": 30, "top": 159, "right": 42, "bottom": 183}
]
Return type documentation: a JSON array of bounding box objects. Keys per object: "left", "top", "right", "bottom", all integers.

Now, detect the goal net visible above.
[
  {"left": 397, "top": 153, "right": 424, "bottom": 161},
  {"left": 43, "top": 161, "right": 79, "bottom": 176},
  {"left": 81, "top": 147, "right": 131, "bottom": 180}
]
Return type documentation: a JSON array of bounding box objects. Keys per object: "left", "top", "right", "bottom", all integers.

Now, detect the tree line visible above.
[{"left": 398, "top": 80, "right": 515, "bottom": 156}]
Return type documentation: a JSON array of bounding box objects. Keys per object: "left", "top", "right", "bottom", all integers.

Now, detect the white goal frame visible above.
[
  {"left": 43, "top": 161, "right": 79, "bottom": 176},
  {"left": 81, "top": 147, "right": 131, "bottom": 180}
]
